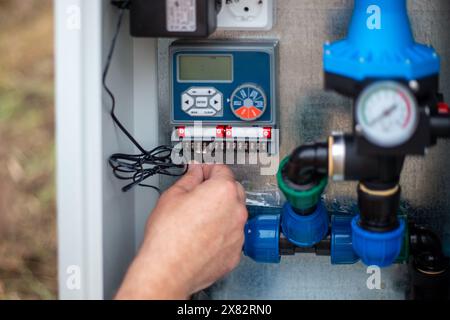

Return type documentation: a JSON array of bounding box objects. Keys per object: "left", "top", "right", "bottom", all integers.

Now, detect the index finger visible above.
[
  {"left": 202, "top": 164, "right": 236, "bottom": 182},
  {"left": 169, "top": 164, "right": 205, "bottom": 194}
]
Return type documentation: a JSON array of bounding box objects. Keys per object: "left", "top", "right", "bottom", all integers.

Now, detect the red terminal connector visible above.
[
  {"left": 215, "top": 125, "right": 225, "bottom": 138},
  {"left": 177, "top": 126, "right": 186, "bottom": 138},
  {"left": 263, "top": 127, "right": 272, "bottom": 139},
  {"left": 438, "top": 102, "right": 450, "bottom": 115},
  {"left": 225, "top": 126, "right": 233, "bottom": 138}
]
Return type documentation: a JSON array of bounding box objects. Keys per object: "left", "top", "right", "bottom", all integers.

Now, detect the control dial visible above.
[
  {"left": 230, "top": 84, "right": 267, "bottom": 121},
  {"left": 356, "top": 81, "right": 419, "bottom": 148}
]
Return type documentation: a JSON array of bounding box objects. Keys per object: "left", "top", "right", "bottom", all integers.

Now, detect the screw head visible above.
[{"left": 409, "top": 80, "right": 420, "bottom": 92}]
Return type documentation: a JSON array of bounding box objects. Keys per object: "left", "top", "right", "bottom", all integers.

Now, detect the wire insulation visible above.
[{"left": 104, "top": 1, "right": 187, "bottom": 193}]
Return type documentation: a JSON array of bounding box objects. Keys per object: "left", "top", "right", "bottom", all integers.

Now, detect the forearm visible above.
[
  {"left": 115, "top": 247, "right": 190, "bottom": 300},
  {"left": 115, "top": 165, "right": 246, "bottom": 300}
]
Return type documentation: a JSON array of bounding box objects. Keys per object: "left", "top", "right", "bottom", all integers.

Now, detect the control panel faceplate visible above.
[{"left": 170, "top": 40, "right": 278, "bottom": 125}]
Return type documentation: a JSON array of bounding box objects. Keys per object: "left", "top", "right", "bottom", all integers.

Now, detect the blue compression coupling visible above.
[
  {"left": 243, "top": 214, "right": 281, "bottom": 263},
  {"left": 281, "top": 202, "right": 329, "bottom": 248},
  {"left": 331, "top": 215, "right": 360, "bottom": 265},
  {"left": 351, "top": 215, "right": 405, "bottom": 267},
  {"left": 323, "top": 0, "right": 440, "bottom": 81}
]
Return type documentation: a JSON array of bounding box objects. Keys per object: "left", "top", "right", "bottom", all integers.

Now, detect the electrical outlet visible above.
[{"left": 217, "top": 0, "right": 275, "bottom": 31}]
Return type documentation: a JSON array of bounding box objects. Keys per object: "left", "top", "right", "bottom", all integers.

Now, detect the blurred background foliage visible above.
[{"left": 0, "top": 0, "right": 56, "bottom": 299}]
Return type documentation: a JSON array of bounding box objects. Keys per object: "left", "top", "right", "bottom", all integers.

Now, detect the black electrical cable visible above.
[
  {"left": 111, "top": 0, "right": 131, "bottom": 9},
  {"left": 104, "top": 0, "right": 187, "bottom": 193}
]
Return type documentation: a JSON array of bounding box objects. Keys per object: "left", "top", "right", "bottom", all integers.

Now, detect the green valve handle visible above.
[{"left": 277, "top": 157, "right": 328, "bottom": 211}]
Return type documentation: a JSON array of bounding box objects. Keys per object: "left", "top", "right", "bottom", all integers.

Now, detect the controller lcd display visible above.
[{"left": 178, "top": 55, "right": 233, "bottom": 82}]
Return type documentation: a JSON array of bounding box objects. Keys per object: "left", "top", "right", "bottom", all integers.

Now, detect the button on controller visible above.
[
  {"left": 181, "top": 94, "right": 195, "bottom": 111},
  {"left": 210, "top": 94, "right": 223, "bottom": 111},
  {"left": 195, "top": 97, "right": 208, "bottom": 108},
  {"left": 181, "top": 87, "right": 223, "bottom": 117}
]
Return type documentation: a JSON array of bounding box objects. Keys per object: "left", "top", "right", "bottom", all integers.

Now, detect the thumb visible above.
[{"left": 170, "top": 164, "right": 205, "bottom": 194}]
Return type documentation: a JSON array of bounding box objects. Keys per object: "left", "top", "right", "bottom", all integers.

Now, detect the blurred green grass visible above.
[{"left": 0, "top": 0, "right": 56, "bottom": 299}]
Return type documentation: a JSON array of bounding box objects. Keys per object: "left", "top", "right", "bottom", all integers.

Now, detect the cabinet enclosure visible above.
[{"left": 56, "top": 0, "right": 450, "bottom": 299}]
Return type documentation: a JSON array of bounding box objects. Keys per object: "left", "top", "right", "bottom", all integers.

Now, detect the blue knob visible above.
[
  {"left": 281, "top": 202, "right": 329, "bottom": 248},
  {"left": 351, "top": 215, "right": 405, "bottom": 267},
  {"left": 243, "top": 214, "right": 281, "bottom": 263},
  {"left": 331, "top": 215, "right": 360, "bottom": 265}
]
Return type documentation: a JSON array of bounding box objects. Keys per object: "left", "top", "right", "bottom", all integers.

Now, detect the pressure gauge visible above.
[{"left": 356, "top": 81, "right": 419, "bottom": 148}]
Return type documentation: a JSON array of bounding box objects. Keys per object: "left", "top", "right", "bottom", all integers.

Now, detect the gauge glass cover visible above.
[{"left": 356, "top": 81, "right": 419, "bottom": 148}]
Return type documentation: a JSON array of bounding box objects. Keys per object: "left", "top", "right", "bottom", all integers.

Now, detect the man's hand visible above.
[{"left": 115, "top": 164, "right": 248, "bottom": 300}]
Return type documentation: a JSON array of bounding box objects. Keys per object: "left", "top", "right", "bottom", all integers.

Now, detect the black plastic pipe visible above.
[
  {"left": 430, "top": 116, "right": 450, "bottom": 138},
  {"left": 283, "top": 142, "right": 328, "bottom": 188},
  {"left": 342, "top": 135, "right": 405, "bottom": 183},
  {"left": 409, "top": 224, "right": 450, "bottom": 300},
  {"left": 357, "top": 183, "right": 401, "bottom": 232}
]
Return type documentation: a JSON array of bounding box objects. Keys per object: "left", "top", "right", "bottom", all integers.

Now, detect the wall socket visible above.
[{"left": 217, "top": 0, "right": 275, "bottom": 31}]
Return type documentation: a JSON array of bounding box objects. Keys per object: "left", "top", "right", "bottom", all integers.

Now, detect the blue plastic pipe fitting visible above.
[
  {"left": 331, "top": 215, "right": 360, "bottom": 265},
  {"left": 324, "top": 0, "right": 440, "bottom": 81},
  {"left": 281, "top": 202, "right": 329, "bottom": 248},
  {"left": 243, "top": 214, "right": 281, "bottom": 263},
  {"left": 351, "top": 215, "right": 405, "bottom": 267}
]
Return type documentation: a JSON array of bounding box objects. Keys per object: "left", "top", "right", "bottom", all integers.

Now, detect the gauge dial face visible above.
[
  {"left": 356, "top": 81, "right": 419, "bottom": 148},
  {"left": 230, "top": 84, "right": 267, "bottom": 121}
]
